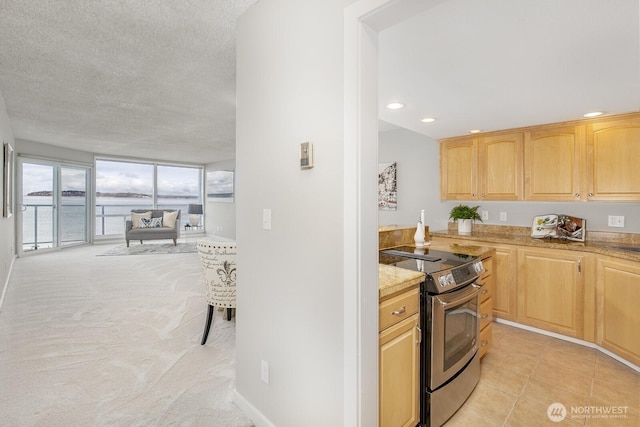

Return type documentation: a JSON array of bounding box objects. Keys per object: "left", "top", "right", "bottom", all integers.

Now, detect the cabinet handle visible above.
[
  {"left": 391, "top": 307, "right": 406, "bottom": 316},
  {"left": 472, "top": 193, "right": 476, "bottom": 197},
  {"left": 481, "top": 314, "right": 489, "bottom": 319},
  {"left": 481, "top": 340, "right": 489, "bottom": 347},
  {"left": 588, "top": 193, "right": 593, "bottom": 197},
  {"left": 578, "top": 260, "right": 581, "bottom": 273},
  {"left": 481, "top": 289, "right": 488, "bottom": 294},
  {"left": 574, "top": 193, "right": 580, "bottom": 198},
  {"left": 417, "top": 326, "right": 422, "bottom": 345}
]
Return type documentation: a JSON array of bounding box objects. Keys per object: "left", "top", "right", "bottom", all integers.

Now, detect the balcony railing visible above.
[{"left": 22, "top": 203, "right": 197, "bottom": 251}]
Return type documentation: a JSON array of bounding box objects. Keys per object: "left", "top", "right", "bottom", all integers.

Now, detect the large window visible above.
[{"left": 95, "top": 159, "right": 203, "bottom": 237}]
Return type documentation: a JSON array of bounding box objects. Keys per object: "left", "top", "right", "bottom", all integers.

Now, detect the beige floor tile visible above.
[
  {"left": 593, "top": 356, "right": 640, "bottom": 389},
  {"left": 502, "top": 327, "right": 558, "bottom": 347},
  {"left": 584, "top": 410, "right": 640, "bottom": 427},
  {"left": 506, "top": 398, "right": 583, "bottom": 426},
  {"left": 532, "top": 359, "right": 593, "bottom": 398},
  {"left": 589, "top": 379, "right": 640, "bottom": 412},
  {"left": 481, "top": 347, "right": 540, "bottom": 377},
  {"left": 480, "top": 359, "right": 530, "bottom": 396},
  {"left": 463, "top": 380, "right": 518, "bottom": 422},
  {"left": 547, "top": 339, "right": 600, "bottom": 362},
  {"left": 444, "top": 403, "right": 503, "bottom": 427},
  {"left": 540, "top": 348, "right": 597, "bottom": 379},
  {"left": 493, "top": 334, "right": 548, "bottom": 359},
  {"left": 521, "top": 377, "right": 591, "bottom": 410}
]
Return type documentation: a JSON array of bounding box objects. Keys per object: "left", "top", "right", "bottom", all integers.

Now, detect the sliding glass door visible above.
[{"left": 18, "top": 158, "right": 92, "bottom": 254}]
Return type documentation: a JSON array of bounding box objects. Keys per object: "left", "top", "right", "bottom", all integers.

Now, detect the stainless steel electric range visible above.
[{"left": 379, "top": 246, "right": 485, "bottom": 427}]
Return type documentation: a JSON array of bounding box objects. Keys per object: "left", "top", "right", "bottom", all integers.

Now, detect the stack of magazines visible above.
[{"left": 531, "top": 214, "right": 586, "bottom": 242}]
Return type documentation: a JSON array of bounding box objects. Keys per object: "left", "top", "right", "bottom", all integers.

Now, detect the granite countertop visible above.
[
  {"left": 378, "top": 241, "right": 496, "bottom": 299},
  {"left": 429, "top": 229, "right": 640, "bottom": 263}
]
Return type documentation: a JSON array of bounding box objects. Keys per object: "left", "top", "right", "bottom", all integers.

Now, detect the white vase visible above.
[
  {"left": 414, "top": 221, "right": 425, "bottom": 246},
  {"left": 457, "top": 219, "right": 473, "bottom": 234}
]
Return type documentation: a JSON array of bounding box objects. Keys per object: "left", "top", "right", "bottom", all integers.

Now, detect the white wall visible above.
[
  {"left": 205, "top": 160, "right": 236, "bottom": 240},
  {"left": 0, "top": 90, "right": 16, "bottom": 310},
  {"left": 379, "top": 128, "right": 640, "bottom": 234},
  {"left": 378, "top": 128, "right": 450, "bottom": 230},
  {"left": 17, "top": 138, "right": 94, "bottom": 164},
  {"left": 235, "top": 1, "right": 351, "bottom": 425}
]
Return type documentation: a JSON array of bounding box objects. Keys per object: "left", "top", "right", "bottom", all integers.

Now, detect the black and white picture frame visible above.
[
  {"left": 378, "top": 161, "right": 397, "bottom": 210},
  {"left": 206, "top": 170, "right": 234, "bottom": 203},
  {"left": 3, "top": 142, "right": 14, "bottom": 218}
]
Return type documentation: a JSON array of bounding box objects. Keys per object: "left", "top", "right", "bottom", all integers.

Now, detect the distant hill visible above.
[{"left": 26, "top": 191, "right": 197, "bottom": 199}]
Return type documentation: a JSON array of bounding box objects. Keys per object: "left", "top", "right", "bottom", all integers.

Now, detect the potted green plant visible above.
[{"left": 449, "top": 204, "right": 483, "bottom": 234}]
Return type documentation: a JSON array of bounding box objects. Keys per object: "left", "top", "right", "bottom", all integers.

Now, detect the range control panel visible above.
[{"left": 429, "top": 260, "right": 484, "bottom": 293}]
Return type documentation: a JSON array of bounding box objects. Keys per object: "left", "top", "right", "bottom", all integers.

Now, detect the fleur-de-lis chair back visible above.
[{"left": 196, "top": 241, "right": 237, "bottom": 345}]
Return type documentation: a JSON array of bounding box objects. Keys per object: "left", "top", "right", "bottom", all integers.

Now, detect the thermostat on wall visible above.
[{"left": 300, "top": 142, "right": 314, "bottom": 169}]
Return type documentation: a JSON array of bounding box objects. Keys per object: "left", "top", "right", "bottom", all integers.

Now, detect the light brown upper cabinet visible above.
[
  {"left": 524, "top": 125, "right": 585, "bottom": 201},
  {"left": 478, "top": 133, "right": 523, "bottom": 200},
  {"left": 586, "top": 115, "right": 640, "bottom": 201},
  {"left": 440, "top": 133, "right": 523, "bottom": 201},
  {"left": 440, "top": 137, "right": 477, "bottom": 200},
  {"left": 441, "top": 113, "right": 640, "bottom": 202}
]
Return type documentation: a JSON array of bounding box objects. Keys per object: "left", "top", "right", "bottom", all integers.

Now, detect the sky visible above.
[{"left": 21, "top": 160, "right": 203, "bottom": 197}]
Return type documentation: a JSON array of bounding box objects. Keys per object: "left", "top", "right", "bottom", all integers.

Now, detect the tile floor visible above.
[{"left": 445, "top": 321, "right": 640, "bottom": 426}]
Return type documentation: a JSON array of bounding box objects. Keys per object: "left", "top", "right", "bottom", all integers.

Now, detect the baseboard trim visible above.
[
  {"left": 233, "top": 389, "right": 275, "bottom": 427},
  {"left": 0, "top": 254, "right": 16, "bottom": 313},
  {"left": 495, "top": 318, "right": 640, "bottom": 373}
]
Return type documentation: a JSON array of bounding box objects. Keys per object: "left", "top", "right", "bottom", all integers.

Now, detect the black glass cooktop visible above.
[{"left": 379, "top": 246, "right": 477, "bottom": 275}]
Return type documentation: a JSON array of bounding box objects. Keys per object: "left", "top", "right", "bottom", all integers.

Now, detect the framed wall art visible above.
[
  {"left": 3, "top": 142, "right": 14, "bottom": 217},
  {"left": 378, "top": 161, "right": 397, "bottom": 210},
  {"left": 206, "top": 170, "right": 234, "bottom": 203}
]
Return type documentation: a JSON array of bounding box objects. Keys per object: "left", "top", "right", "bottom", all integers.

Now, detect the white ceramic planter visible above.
[{"left": 457, "top": 219, "right": 473, "bottom": 234}]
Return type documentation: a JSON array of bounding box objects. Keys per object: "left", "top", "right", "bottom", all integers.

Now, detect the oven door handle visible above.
[{"left": 435, "top": 283, "right": 482, "bottom": 307}]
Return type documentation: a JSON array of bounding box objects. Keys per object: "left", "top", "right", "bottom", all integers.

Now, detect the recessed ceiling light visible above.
[
  {"left": 385, "top": 102, "right": 405, "bottom": 110},
  {"left": 421, "top": 117, "right": 436, "bottom": 123},
  {"left": 583, "top": 111, "right": 603, "bottom": 118},
  {"left": 469, "top": 129, "right": 481, "bottom": 134}
]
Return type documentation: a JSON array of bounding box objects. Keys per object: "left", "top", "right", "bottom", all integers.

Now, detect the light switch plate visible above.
[{"left": 300, "top": 142, "right": 314, "bottom": 169}]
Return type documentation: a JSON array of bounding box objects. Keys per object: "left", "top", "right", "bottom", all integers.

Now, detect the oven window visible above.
[{"left": 443, "top": 298, "right": 478, "bottom": 371}]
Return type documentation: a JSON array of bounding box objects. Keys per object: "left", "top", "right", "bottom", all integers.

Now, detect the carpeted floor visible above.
[
  {"left": 100, "top": 242, "right": 198, "bottom": 256},
  {"left": 0, "top": 243, "right": 253, "bottom": 427}
]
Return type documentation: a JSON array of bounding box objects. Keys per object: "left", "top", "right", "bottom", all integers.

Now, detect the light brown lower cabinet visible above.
[
  {"left": 379, "top": 287, "right": 420, "bottom": 427},
  {"left": 476, "top": 255, "right": 493, "bottom": 358},
  {"left": 516, "top": 248, "right": 587, "bottom": 338},
  {"left": 596, "top": 256, "right": 640, "bottom": 366}
]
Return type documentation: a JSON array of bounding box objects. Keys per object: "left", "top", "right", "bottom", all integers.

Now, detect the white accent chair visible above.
[{"left": 196, "top": 241, "right": 237, "bottom": 345}]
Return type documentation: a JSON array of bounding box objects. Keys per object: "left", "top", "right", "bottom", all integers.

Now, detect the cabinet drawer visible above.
[
  {"left": 379, "top": 288, "right": 420, "bottom": 332},
  {"left": 477, "top": 279, "right": 492, "bottom": 302},
  {"left": 480, "top": 298, "right": 492, "bottom": 330},
  {"left": 479, "top": 322, "right": 492, "bottom": 358}
]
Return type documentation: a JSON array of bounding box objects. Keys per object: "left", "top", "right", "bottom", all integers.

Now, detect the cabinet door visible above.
[
  {"left": 586, "top": 116, "right": 640, "bottom": 201},
  {"left": 524, "top": 126, "right": 585, "bottom": 201},
  {"left": 596, "top": 257, "right": 640, "bottom": 366},
  {"left": 492, "top": 246, "right": 517, "bottom": 321},
  {"left": 440, "top": 138, "right": 477, "bottom": 200},
  {"left": 517, "top": 248, "right": 585, "bottom": 338},
  {"left": 379, "top": 313, "right": 420, "bottom": 427},
  {"left": 478, "top": 133, "right": 523, "bottom": 200}
]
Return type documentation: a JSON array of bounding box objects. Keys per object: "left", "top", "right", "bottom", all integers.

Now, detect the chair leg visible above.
[
  {"left": 226, "top": 308, "right": 233, "bottom": 321},
  {"left": 201, "top": 304, "right": 214, "bottom": 345},
  {"left": 126, "top": 240, "right": 130, "bottom": 247},
  {"left": 173, "top": 238, "right": 177, "bottom": 246}
]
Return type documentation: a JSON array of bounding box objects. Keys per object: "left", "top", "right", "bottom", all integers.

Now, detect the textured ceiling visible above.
[{"left": 0, "top": 0, "right": 256, "bottom": 164}]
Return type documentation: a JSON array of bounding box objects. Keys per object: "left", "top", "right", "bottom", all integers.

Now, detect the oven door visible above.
[{"left": 429, "top": 283, "right": 481, "bottom": 390}]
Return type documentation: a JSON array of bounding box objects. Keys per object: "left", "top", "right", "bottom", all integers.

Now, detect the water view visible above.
[{"left": 22, "top": 195, "right": 197, "bottom": 251}]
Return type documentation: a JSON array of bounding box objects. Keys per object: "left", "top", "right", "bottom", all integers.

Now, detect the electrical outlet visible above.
[
  {"left": 608, "top": 215, "right": 625, "bottom": 228},
  {"left": 481, "top": 210, "right": 489, "bottom": 221},
  {"left": 261, "top": 360, "right": 270, "bottom": 384},
  {"left": 499, "top": 212, "right": 507, "bottom": 221}
]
